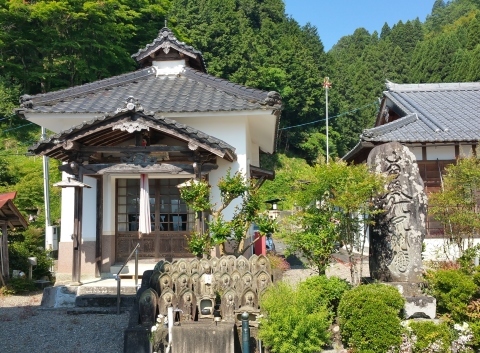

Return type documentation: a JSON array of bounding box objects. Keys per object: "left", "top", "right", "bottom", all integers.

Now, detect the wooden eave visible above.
[
  {"left": 0, "top": 199, "right": 28, "bottom": 229},
  {"left": 29, "top": 112, "right": 235, "bottom": 163}
]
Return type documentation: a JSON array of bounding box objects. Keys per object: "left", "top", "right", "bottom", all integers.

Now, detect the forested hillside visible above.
[{"left": 0, "top": 0, "right": 479, "bottom": 223}]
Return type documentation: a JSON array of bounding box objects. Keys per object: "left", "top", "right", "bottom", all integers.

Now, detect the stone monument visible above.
[{"left": 367, "top": 142, "right": 435, "bottom": 319}]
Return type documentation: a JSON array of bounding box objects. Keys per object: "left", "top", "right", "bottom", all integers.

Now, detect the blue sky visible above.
[{"left": 284, "top": 0, "right": 436, "bottom": 51}]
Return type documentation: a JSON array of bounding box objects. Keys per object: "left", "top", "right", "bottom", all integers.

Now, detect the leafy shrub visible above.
[
  {"left": 266, "top": 253, "right": 290, "bottom": 272},
  {"left": 338, "top": 283, "right": 405, "bottom": 353},
  {"left": 259, "top": 280, "right": 333, "bottom": 353},
  {"left": 406, "top": 320, "right": 452, "bottom": 353},
  {"left": 8, "top": 237, "right": 53, "bottom": 280},
  {"left": 424, "top": 269, "right": 477, "bottom": 322},
  {"left": 4, "top": 278, "right": 37, "bottom": 294},
  {"left": 298, "top": 275, "right": 351, "bottom": 315}
]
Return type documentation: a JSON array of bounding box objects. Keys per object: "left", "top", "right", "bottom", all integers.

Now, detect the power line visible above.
[
  {"left": 1, "top": 122, "right": 35, "bottom": 133},
  {"left": 279, "top": 101, "right": 378, "bottom": 131}
]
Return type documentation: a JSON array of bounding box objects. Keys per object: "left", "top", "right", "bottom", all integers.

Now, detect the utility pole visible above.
[{"left": 323, "top": 77, "right": 332, "bottom": 163}]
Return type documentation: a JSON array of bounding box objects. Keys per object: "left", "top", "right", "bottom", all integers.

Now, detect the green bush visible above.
[
  {"left": 298, "top": 275, "right": 351, "bottom": 315},
  {"left": 406, "top": 320, "right": 452, "bottom": 353},
  {"left": 424, "top": 269, "right": 477, "bottom": 322},
  {"left": 4, "top": 277, "right": 37, "bottom": 294},
  {"left": 338, "top": 283, "right": 405, "bottom": 353},
  {"left": 9, "top": 239, "right": 53, "bottom": 280},
  {"left": 259, "top": 280, "right": 334, "bottom": 353}
]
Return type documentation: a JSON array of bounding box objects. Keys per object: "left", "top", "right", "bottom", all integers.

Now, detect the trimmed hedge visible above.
[{"left": 338, "top": 283, "right": 405, "bottom": 353}]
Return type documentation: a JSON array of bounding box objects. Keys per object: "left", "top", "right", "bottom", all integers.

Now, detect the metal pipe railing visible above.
[{"left": 115, "top": 243, "right": 140, "bottom": 314}]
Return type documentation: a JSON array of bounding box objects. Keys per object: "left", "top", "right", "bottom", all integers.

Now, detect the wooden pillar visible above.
[
  {"left": 72, "top": 177, "right": 85, "bottom": 285},
  {"left": 1, "top": 223, "right": 9, "bottom": 280}
]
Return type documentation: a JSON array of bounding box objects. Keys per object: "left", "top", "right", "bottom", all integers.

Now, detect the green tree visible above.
[
  {"left": 428, "top": 156, "right": 480, "bottom": 256},
  {"left": 179, "top": 169, "right": 275, "bottom": 257},
  {"left": 281, "top": 160, "right": 386, "bottom": 282}
]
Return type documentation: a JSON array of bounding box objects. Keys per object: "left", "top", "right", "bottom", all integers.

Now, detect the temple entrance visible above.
[{"left": 115, "top": 178, "right": 195, "bottom": 261}]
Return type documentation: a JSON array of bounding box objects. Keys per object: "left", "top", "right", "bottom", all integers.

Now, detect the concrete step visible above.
[{"left": 41, "top": 279, "right": 140, "bottom": 309}]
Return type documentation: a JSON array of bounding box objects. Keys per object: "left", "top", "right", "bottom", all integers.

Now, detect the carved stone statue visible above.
[
  {"left": 159, "top": 288, "right": 177, "bottom": 316},
  {"left": 217, "top": 258, "right": 229, "bottom": 273},
  {"left": 255, "top": 270, "right": 271, "bottom": 295},
  {"left": 199, "top": 259, "right": 212, "bottom": 275},
  {"left": 221, "top": 289, "right": 238, "bottom": 322},
  {"left": 219, "top": 273, "right": 231, "bottom": 292},
  {"left": 240, "top": 289, "right": 258, "bottom": 309},
  {"left": 230, "top": 270, "right": 242, "bottom": 292},
  {"left": 226, "top": 255, "right": 236, "bottom": 273},
  {"left": 139, "top": 288, "right": 158, "bottom": 326},
  {"left": 191, "top": 272, "right": 200, "bottom": 294},
  {"left": 179, "top": 290, "right": 196, "bottom": 321},
  {"left": 158, "top": 273, "right": 173, "bottom": 294},
  {"left": 255, "top": 255, "right": 271, "bottom": 274},
  {"left": 235, "top": 255, "right": 250, "bottom": 274},
  {"left": 176, "top": 273, "right": 190, "bottom": 295},
  {"left": 176, "top": 259, "right": 190, "bottom": 275},
  {"left": 199, "top": 272, "right": 214, "bottom": 296},
  {"left": 190, "top": 258, "right": 199, "bottom": 274},
  {"left": 367, "top": 142, "right": 427, "bottom": 283},
  {"left": 241, "top": 272, "right": 254, "bottom": 290}
]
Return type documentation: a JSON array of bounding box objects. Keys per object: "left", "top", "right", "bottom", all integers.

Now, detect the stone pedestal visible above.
[
  {"left": 385, "top": 282, "right": 436, "bottom": 319},
  {"left": 404, "top": 296, "right": 436, "bottom": 319}
]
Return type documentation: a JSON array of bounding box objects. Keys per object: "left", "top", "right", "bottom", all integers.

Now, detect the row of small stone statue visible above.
[{"left": 139, "top": 254, "right": 272, "bottom": 325}]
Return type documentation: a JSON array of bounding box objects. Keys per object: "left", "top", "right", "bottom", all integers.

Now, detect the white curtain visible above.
[{"left": 139, "top": 174, "right": 151, "bottom": 234}]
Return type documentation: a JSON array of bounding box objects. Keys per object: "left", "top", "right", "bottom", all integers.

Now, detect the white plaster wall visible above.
[
  {"left": 177, "top": 116, "right": 249, "bottom": 221},
  {"left": 423, "top": 238, "right": 480, "bottom": 261},
  {"left": 406, "top": 145, "right": 423, "bottom": 161},
  {"left": 60, "top": 181, "right": 75, "bottom": 243},
  {"left": 426, "top": 145, "right": 455, "bottom": 160},
  {"left": 24, "top": 113, "right": 96, "bottom": 133},
  {"left": 459, "top": 144, "right": 474, "bottom": 158},
  {"left": 103, "top": 174, "right": 115, "bottom": 236},
  {"left": 250, "top": 142, "right": 260, "bottom": 167},
  {"left": 82, "top": 176, "right": 97, "bottom": 241}
]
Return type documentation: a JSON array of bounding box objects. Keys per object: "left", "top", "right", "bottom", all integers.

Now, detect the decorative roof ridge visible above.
[
  {"left": 362, "top": 113, "right": 418, "bottom": 140},
  {"left": 131, "top": 27, "right": 206, "bottom": 71},
  {"left": 181, "top": 67, "right": 282, "bottom": 108},
  {"left": 385, "top": 80, "right": 480, "bottom": 92},
  {"left": 19, "top": 67, "right": 156, "bottom": 108}
]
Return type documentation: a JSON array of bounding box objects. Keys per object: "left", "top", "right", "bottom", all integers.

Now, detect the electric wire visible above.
[{"left": 279, "top": 101, "right": 378, "bottom": 130}]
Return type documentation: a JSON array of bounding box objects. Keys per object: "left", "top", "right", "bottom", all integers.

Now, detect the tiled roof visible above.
[
  {"left": 0, "top": 191, "right": 17, "bottom": 208},
  {"left": 360, "top": 81, "right": 480, "bottom": 143},
  {"left": 0, "top": 191, "right": 28, "bottom": 229},
  {"left": 131, "top": 27, "right": 206, "bottom": 71},
  {"left": 28, "top": 108, "right": 237, "bottom": 161},
  {"left": 18, "top": 67, "right": 281, "bottom": 115}
]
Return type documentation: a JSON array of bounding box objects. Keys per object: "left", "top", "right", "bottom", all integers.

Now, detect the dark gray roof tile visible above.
[
  {"left": 18, "top": 67, "right": 281, "bottom": 116},
  {"left": 360, "top": 82, "right": 480, "bottom": 143}
]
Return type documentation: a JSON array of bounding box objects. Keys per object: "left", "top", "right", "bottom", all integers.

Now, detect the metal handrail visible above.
[{"left": 115, "top": 243, "right": 140, "bottom": 314}]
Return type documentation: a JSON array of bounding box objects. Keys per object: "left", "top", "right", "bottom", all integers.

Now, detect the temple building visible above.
[{"left": 17, "top": 27, "right": 281, "bottom": 281}]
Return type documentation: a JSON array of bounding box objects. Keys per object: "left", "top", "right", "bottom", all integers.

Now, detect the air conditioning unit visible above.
[{"left": 45, "top": 225, "right": 60, "bottom": 252}]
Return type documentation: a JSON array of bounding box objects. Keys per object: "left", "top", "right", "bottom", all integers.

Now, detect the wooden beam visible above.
[
  {"left": 79, "top": 145, "right": 192, "bottom": 153},
  {"left": 82, "top": 162, "right": 218, "bottom": 175}
]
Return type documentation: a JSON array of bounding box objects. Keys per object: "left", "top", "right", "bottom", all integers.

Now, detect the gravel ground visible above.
[
  {"left": 0, "top": 247, "right": 364, "bottom": 353},
  {"left": 0, "top": 290, "right": 130, "bottom": 353}
]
